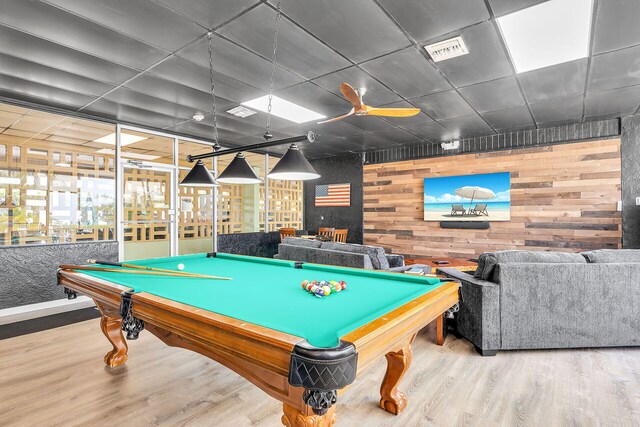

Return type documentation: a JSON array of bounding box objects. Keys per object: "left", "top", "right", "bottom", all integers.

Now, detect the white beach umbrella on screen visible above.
[{"left": 454, "top": 186, "right": 496, "bottom": 209}]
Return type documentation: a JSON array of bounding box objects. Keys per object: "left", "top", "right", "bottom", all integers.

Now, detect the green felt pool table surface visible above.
[{"left": 81, "top": 253, "right": 446, "bottom": 348}]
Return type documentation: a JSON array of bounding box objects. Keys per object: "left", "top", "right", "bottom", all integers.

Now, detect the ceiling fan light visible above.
[
  {"left": 267, "top": 144, "right": 320, "bottom": 181},
  {"left": 217, "top": 153, "right": 263, "bottom": 184},
  {"left": 180, "top": 160, "right": 219, "bottom": 187}
]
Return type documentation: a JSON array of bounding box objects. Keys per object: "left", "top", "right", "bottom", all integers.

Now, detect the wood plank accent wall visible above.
[{"left": 363, "top": 139, "right": 622, "bottom": 259}]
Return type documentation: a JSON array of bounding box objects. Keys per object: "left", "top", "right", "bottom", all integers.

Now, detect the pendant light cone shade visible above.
[
  {"left": 217, "top": 153, "right": 263, "bottom": 184},
  {"left": 180, "top": 160, "right": 219, "bottom": 186},
  {"left": 267, "top": 144, "right": 320, "bottom": 181}
]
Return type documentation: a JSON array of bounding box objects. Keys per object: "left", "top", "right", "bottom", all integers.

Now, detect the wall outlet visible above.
[
  {"left": 636, "top": 197, "right": 640, "bottom": 206},
  {"left": 617, "top": 201, "right": 623, "bottom": 211}
]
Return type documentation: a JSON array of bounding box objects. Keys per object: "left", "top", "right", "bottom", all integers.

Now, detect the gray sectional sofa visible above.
[
  {"left": 439, "top": 249, "right": 640, "bottom": 356},
  {"left": 274, "top": 237, "right": 405, "bottom": 270}
]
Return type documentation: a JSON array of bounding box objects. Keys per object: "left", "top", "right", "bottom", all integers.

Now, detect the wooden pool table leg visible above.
[
  {"left": 281, "top": 402, "right": 336, "bottom": 427},
  {"left": 95, "top": 301, "right": 128, "bottom": 368},
  {"left": 379, "top": 334, "right": 415, "bottom": 415},
  {"left": 436, "top": 313, "right": 446, "bottom": 346}
]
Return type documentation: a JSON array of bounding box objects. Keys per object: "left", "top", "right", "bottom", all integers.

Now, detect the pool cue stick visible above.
[
  {"left": 61, "top": 265, "right": 231, "bottom": 280},
  {"left": 88, "top": 259, "right": 215, "bottom": 279}
]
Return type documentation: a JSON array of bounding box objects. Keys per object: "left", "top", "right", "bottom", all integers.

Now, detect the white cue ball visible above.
[{"left": 177, "top": 263, "right": 185, "bottom": 271}]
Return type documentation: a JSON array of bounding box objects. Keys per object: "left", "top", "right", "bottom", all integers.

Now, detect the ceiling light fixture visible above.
[
  {"left": 497, "top": 0, "right": 593, "bottom": 73},
  {"left": 217, "top": 153, "right": 263, "bottom": 184},
  {"left": 242, "top": 95, "right": 326, "bottom": 124},
  {"left": 267, "top": 144, "right": 320, "bottom": 180},
  {"left": 192, "top": 112, "right": 205, "bottom": 121},
  {"left": 94, "top": 133, "right": 147, "bottom": 146}
]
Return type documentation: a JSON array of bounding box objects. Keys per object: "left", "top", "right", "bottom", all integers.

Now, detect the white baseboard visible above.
[{"left": 0, "top": 297, "right": 96, "bottom": 325}]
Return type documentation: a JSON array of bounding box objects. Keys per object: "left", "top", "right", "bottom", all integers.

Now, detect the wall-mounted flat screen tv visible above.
[{"left": 424, "top": 172, "right": 511, "bottom": 221}]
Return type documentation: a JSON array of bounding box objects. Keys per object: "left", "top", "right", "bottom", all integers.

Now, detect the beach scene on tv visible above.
[{"left": 424, "top": 172, "right": 511, "bottom": 221}]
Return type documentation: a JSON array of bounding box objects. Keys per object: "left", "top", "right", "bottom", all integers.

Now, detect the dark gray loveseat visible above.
[
  {"left": 439, "top": 249, "right": 640, "bottom": 356},
  {"left": 274, "top": 237, "right": 405, "bottom": 270}
]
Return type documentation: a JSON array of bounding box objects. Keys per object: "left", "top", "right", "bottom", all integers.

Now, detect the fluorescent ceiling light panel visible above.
[
  {"left": 497, "top": 0, "right": 593, "bottom": 73},
  {"left": 96, "top": 148, "right": 160, "bottom": 161},
  {"left": 241, "top": 96, "right": 326, "bottom": 123},
  {"left": 93, "top": 133, "right": 147, "bottom": 146}
]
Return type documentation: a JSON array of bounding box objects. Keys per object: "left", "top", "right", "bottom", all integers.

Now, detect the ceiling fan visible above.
[{"left": 317, "top": 82, "right": 421, "bottom": 124}]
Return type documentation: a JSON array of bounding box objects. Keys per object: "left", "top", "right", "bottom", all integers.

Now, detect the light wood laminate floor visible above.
[{"left": 1, "top": 318, "right": 639, "bottom": 426}]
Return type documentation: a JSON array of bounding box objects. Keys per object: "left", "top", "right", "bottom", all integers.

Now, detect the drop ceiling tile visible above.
[
  {"left": 585, "top": 85, "right": 640, "bottom": 118},
  {"left": 378, "top": 0, "right": 489, "bottom": 42},
  {"left": 459, "top": 76, "right": 525, "bottom": 113},
  {"left": 592, "top": 0, "right": 640, "bottom": 54},
  {"left": 274, "top": 82, "right": 351, "bottom": 120},
  {"left": 103, "top": 87, "right": 203, "bottom": 121},
  {"left": 286, "top": 120, "right": 364, "bottom": 139},
  {"left": 0, "top": 25, "right": 138, "bottom": 85},
  {"left": 342, "top": 116, "right": 394, "bottom": 133},
  {"left": 360, "top": 48, "right": 451, "bottom": 99},
  {"left": 146, "top": 57, "right": 262, "bottom": 102},
  {"left": 0, "top": 74, "right": 96, "bottom": 111},
  {"left": 312, "top": 67, "right": 401, "bottom": 106},
  {"left": 343, "top": 132, "right": 399, "bottom": 151},
  {"left": 272, "top": 0, "right": 411, "bottom": 63},
  {"left": 438, "top": 115, "right": 495, "bottom": 138},
  {"left": 488, "top": 0, "right": 548, "bottom": 17},
  {"left": 42, "top": 0, "right": 205, "bottom": 51},
  {"left": 200, "top": 113, "right": 267, "bottom": 136},
  {"left": 177, "top": 34, "right": 304, "bottom": 91},
  {"left": 167, "top": 120, "right": 239, "bottom": 143},
  {"left": 428, "top": 21, "right": 512, "bottom": 87},
  {"left": 0, "top": 0, "right": 168, "bottom": 70},
  {"left": 125, "top": 73, "right": 236, "bottom": 113},
  {"left": 589, "top": 44, "right": 640, "bottom": 92},
  {"left": 370, "top": 127, "right": 423, "bottom": 144},
  {"left": 378, "top": 101, "right": 434, "bottom": 127},
  {"left": 412, "top": 90, "right": 475, "bottom": 120},
  {"left": 518, "top": 59, "right": 588, "bottom": 103},
  {"left": 84, "top": 99, "right": 185, "bottom": 129},
  {"left": 218, "top": 4, "right": 350, "bottom": 80},
  {"left": 481, "top": 105, "right": 535, "bottom": 131},
  {"left": 155, "top": 0, "right": 259, "bottom": 30},
  {"left": 0, "top": 53, "right": 114, "bottom": 97},
  {"left": 400, "top": 121, "right": 458, "bottom": 141},
  {"left": 529, "top": 95, "right": 584, "bottom": 124}
]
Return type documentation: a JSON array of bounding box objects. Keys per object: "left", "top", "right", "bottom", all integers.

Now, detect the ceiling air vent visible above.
[
  {"left": 424, "top": 37, "right": 469, "bottom": 62},
  {"left": 227, "top": 106, "right": 257, "bottom": 118}
]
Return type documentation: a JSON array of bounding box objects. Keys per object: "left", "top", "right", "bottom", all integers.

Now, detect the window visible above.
[
  {"left": 267, "top": 155, "right": 303, "bottom": 231},
  {"left": 0, "top": 103, "right": 116, "bottom": 245}
]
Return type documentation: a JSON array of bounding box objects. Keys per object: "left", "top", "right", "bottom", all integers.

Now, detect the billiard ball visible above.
[{"left": 177, "top": 263, "right": 185, "bottom": 271}]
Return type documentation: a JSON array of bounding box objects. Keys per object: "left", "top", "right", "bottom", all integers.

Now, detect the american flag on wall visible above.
[{"left": 315, "top": 183, "right": 351, "bottom": 207}]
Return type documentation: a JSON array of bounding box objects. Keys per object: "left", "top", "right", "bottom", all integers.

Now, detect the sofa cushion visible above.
[
  {"left": 320, "top": 242, "right": 389, "bottom": 270},
  {"left": 277, "top": 244, "right": 374, "bottom": 269},
  {"left": 477, "top": 250, "right": 586, "bottom": 281},
  {"left": 581, "top": 249, "right": 640, "bottom": 263},
  {"left": 282, "top": 237, "right": 322, "bottom": 248}
]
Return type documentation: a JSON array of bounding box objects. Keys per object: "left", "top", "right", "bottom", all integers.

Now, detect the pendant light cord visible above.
[
  {"left": 207, "top": 32, "right": 220, "bottom": 150},
  {"left": 265, "top": 2, "right": 282, "bottom": 140}
]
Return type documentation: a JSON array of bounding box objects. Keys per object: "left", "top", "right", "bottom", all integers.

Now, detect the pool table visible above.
[{"left": 58, "top": 253, "right": 459, "bottom": 426}]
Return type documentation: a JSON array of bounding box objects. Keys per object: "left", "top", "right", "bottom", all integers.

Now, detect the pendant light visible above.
[
  {"left": 267, "top": 144, "right": 320, "bottom": 180},
  {"left": 180, "top": 33, "right": 220, "bottom": 187},
  {"left": 217, "top": 152, "right": 263, "bottom": 184},
  {"left": 263, "top": 2, "right": 320, "bottom": 181}
]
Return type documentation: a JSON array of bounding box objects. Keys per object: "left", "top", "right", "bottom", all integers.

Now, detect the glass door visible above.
[{"left": 122, "top": 161, "right": 176, "bottom": 261}]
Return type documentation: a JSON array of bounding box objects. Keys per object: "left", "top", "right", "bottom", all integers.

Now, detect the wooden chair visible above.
[
  {"left": 279, "top": 227, "right": 296, "bottom": 241},
  {"left": 317, "top": 227, "right": 335, "bottom": 239},
  {"left": 451, "top": 204, "right": 466, "bottom": 216},
  {"left": 470, "top": 204, "right": 489, "bottom": 216},
  {"left": 333, "top": 229, "right": 348, "bottom": 243}
]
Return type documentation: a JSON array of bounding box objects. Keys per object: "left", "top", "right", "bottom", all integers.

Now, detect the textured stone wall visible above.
[
  {"left": 622, "top": 115, "right": 640, "bottom": 248},
  {"left": 303, "top": 153, "right": 364, "bottom": 244},
  {"left": 218, "top": 231, "right": 284, "bottom": 258},
  {"left": 0, "top": 241, "right": 118, "bottom": 309}
]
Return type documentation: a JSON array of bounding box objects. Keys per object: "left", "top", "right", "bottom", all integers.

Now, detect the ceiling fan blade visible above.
[
  {"left": 317, "top": 109, "right": 355, "bottom": 124},
  {"left": 340, "top": 82, "right": 362, "bottom": 109},
  {"left": 365, "top": 107, "right": 421, "bottom": 118}
]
